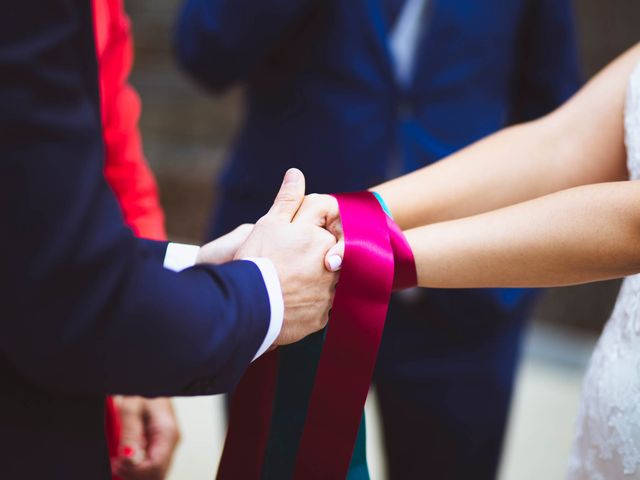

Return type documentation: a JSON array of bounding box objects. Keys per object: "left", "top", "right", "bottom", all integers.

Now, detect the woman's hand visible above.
[
  {"left": 111, "top": 397, "right": 180, "bottom": 480},
  {"left": 196, "top": 224, "right": 254, "bottom": 265},
  {"left": 293, "top": 193, "right": 344, "bottom": 272}
]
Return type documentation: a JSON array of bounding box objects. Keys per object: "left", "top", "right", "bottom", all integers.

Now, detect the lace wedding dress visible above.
[{"left": 567, "top": 62, "right": 640, "bottom": 479}]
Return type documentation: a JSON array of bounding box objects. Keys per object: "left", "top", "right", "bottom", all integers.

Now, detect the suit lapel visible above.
[
  {"left": 362, "top": 0, "right": 439, "bottom": 93},
  {"left": 409, "top": 0, "right": 440, "bottom": 93}
]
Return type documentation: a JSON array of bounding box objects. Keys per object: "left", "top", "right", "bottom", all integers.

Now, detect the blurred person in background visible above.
[
  {"left": 93, "top": 0, "right": 179, "bottom": 478},
  {"left": 176, "top": 0, "right": 580, "bottom": 478}
]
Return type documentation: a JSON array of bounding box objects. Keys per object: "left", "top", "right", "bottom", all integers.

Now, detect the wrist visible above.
[{"left": 242, "top": 257, "right": 284, "bottom": 360}]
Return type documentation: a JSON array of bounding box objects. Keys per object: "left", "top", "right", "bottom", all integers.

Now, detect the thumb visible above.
[
  {"left": 262, "top": 168, "right": 306, "bottom": 223},
  {"left": 324, "top": 212, "right": 344, "bottom": 272}
]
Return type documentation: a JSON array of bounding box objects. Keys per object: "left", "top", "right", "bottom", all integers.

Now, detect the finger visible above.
[
  {"left": 292, "top": 194, "right": 337, "bottom": 227},
  {"left": 233, "top": 223, "right": 255, "bottom": 239},
  {"left": 141, "top": 436, "right": 174, "bottom": 478},
  {"left": 117, "top": 398, "right": 146, "bottom": 467},
  {"left": 261, "top": 168, "right": 306, "bottom": 223},
  {"left": 325, "top": 240, "right": 345, "bottom": 272},
  {"left": 197, "top": 224, "right": 256, "bottom": 265},
  {"left": 145, "top": 425, "right": 178, "bottom": 472},
  {"left": 114, "top": 399, "right": 178, "bottom": 479},
  {"left": 143, "top": 399, "right": 179, "bottom": 473}
]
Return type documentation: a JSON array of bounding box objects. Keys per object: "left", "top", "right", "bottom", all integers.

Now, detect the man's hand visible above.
[
  {"left": 111, "top": 397, "right": 180, "bottom": 480},
  {"left": 293, "top": 193, "right": 345, "bottom": 273},
  {"left": 235, "top": 169, "right": 339, "bottom": 346},
  {"left": 196, "top": 224, "right": 254, "bottom": 265}
]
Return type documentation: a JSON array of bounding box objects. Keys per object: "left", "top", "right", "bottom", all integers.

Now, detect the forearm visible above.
[
  {"left": 374, "top": 44, "right": 638, "bottom": 230},
  {"left": 407, "top": 181, "right": 640, "bottom": 288},
  {"left": 375, "top": 119, "right": 585, "bottom": 229}
]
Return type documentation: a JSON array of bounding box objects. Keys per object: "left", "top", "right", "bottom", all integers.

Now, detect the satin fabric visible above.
[{"left": 218, "top": 192, "right": 416, "bottom": 479}]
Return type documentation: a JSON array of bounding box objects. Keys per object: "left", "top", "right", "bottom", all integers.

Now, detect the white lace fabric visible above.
[{"left": 567, "top": 62, "right": 640, "bottom": 479}]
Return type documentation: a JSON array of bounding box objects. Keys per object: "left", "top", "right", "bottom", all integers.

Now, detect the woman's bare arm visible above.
[
  {"left": 295, "top": 45, "right": 640, "bottom": 278},
  {"left": 374, "top": 44, "right": 640, "bottom": 230},
  {"left": 407, "top": 181, "right": 640, "bottom": 288}
]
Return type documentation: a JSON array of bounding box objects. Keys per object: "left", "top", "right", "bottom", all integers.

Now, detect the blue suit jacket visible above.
[
  {"left": 0, "top": 2, "right": 271, "bottom": 478},
  {"left": 177, "top": 0, "right": 580, "bottom": 319}
]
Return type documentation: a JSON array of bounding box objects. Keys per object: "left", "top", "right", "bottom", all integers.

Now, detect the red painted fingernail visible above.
[{"left": 122, "top": 445, "right": 135, "bottom": 458}]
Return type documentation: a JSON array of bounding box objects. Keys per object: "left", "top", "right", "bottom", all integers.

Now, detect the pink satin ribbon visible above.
[{"left": 218, "top": 191, "right": 416, "bottom": 479}]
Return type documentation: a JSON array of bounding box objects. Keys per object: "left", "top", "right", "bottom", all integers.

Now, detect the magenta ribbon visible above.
[{"left": 217, "top": 191, "right": 416, "bottom": 480}]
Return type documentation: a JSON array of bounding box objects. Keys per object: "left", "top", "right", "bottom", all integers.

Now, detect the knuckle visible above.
[
  {"left": 321, "top": 230, "right": 337, "bottom": 245},
  {"left": 306, "top": 193, "right": 321, "bottom": 204},
  {"left": 275, "top": 191, "right": 298, "bottom": 204},
  {"left": 236, "top": 223, "right": 254, "bottom": 236}
]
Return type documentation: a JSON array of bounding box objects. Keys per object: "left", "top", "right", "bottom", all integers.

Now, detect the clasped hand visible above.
[{"left": 198, "top": 169, "right": 344, "bottom": 347}]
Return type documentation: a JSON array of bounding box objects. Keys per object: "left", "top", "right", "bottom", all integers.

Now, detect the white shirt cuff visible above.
[
  {"left": 163, "top": 243, "right": 201, "bottom": 272},
  {"left": 242, "top": 258, "right": 284, "bottom": 361},
  {"left": 162, "top": 244, "right": 284, "bottom": 362}
]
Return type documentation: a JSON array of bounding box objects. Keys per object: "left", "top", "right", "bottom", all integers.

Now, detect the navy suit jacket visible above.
[
  {"left": 177, "top": 0, "right": 580, "bottom": 319},
  {"left": 0, "top": 2, "right": 271, "bottom": 478}
]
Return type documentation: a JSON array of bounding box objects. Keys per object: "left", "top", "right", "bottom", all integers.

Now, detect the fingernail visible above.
[
  {"left": 283, "top": 168, "right": 301, "bottom": 185},
  {"left": 328, "top": 255, "right": 342, "bottom": 272},
  {"left": 121, "top": 445, "right": 143, "bottom": 464}
]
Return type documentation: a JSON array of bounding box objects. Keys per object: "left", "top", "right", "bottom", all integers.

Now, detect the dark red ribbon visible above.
[{"left": 218, "top": 191, "right": 416, "bottom": 479}]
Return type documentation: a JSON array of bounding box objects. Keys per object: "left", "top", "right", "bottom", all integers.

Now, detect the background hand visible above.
[
  {"left": 111, "top": 397, "right": 180, "bottom": 480},
  {"left": 196, "top": 224, "right": 254, "bottom": 265},
  {"left": 235, "top": 169, "right": 339, "bottom": 346},
  {"left": 293, "top": 193, "right": 345, "bottom": 272}
]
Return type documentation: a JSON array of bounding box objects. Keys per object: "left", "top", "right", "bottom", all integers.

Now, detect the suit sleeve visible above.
[
  {"left": 0, "top": 0, "right": 270, "bottom": 398},
  {"left": 175, "top": 0, "right": 320, "bottom": 91},
  {"left": 508, "top": 0, "right": 582, "bottom": 122}
]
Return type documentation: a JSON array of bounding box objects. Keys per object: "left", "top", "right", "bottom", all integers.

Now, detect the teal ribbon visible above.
[
  {"left": 262, "top": 334, "right": 370, "bottom": 479},
  {"left": 372, "top": 191, "right": 393, "bottom": 219}
]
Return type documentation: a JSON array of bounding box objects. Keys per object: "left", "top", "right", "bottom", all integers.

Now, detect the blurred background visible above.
[{"left": 123, "top": 1, "right": 638, "bottom": 478}]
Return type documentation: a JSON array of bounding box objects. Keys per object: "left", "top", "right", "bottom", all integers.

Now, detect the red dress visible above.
[{"left": 91, "top": 0, "right": 167, "bottom": 475}]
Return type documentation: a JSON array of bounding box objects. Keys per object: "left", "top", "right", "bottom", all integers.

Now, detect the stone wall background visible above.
[{"left": 125, "top": 0, "right": 639, "bottom": 331}]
